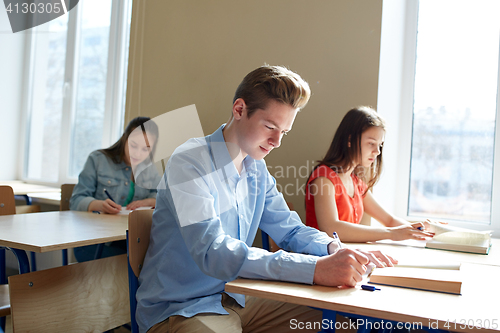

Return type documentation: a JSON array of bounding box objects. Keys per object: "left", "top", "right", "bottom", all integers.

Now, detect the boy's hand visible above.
[{"left": 313, "top": 248, "right": 369, "bottom": 287}]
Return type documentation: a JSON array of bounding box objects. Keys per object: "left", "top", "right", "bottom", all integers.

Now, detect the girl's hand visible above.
[
  {"left": 388, "top": 224, "right": 434, "bottom": 241},
  {"left": 126, "top": 198, "right": 155, "bottom": 210},
  {"left": 101, "top": 199, "right": 122, "bottom": 214},
  {"left": 356, "top": 249, "right": 398, "bottom": 268}
]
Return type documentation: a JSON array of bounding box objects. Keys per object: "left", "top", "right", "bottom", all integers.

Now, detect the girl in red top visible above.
[{"left": 305, "top": 107, "right": 434, "bottom": 242}]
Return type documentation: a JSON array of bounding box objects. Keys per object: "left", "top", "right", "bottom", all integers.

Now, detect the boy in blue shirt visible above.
[{"left": 136, "top": 65, "right": 395, "bottom": 332}]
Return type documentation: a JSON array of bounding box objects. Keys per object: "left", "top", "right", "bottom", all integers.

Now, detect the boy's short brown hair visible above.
[{"left": 233, "top": 65, "right": 311, "bottom": 117}]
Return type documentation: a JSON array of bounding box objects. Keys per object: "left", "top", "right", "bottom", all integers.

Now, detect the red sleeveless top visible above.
[{"left": 305, "top": 165, "right": 368, "bottom": 229}]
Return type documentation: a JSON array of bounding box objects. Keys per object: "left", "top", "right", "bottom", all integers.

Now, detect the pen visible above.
[
  {"left": 361, "top": 285, "right": 381, "bottom": 291},
  {"left": 332, "top": 232, "right": 343, "bottom": 249},
  {"left": 104, "top": 189, "right": 115, "bottom": 203}
]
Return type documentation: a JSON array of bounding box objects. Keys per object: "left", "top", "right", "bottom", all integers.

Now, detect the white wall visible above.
[
  {"left": 126, "top": 0, "right": 384, "bottom": 219},
  {"left": 0, "top": 6, "right": 26, "bottom": 180}
]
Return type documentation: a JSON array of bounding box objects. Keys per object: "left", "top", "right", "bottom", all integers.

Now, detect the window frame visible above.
[
  {"left": 20, "top": 0, "right": 131, "bottom": 187},
  {"left": 376, "top": 0, "right": 500, "bottom": 237}
]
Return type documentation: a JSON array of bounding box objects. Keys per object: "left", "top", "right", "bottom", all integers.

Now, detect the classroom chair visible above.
[
  {"left": 60, "top": 184, "right": 76, "bottom": 265},
  {"left": 0, "top": 186, "right": 14, "bottom": 332},
  {"left": 0, "top": 186, "right": 41, "bottom": 271},
  {"left": 8, "top": 254, "right": 129, "bottom": 332},
  {"left": 127, "top": 209, "right": 154, "bottom": 333},
  {"left": 59, "top": 183, "right": 75, "bottom": 212},
  {"left": 0, "top": 186, "right": 40, "bottom": 332}
]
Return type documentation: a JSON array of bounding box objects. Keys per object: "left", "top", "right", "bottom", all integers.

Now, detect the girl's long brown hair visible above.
[{"left": 313, "top": 106, "right": 386, "bottom": 193}]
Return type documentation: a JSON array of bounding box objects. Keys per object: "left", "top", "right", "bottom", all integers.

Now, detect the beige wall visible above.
[{"left": 125, "top": 0, "right": 382, "bottom": 219}]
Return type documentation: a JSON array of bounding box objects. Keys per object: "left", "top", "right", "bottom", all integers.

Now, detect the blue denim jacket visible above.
[{"left": 70, "top": 150, "right": 161, "bottom": 211}]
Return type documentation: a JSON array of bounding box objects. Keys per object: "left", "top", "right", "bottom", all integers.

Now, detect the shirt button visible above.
[
  {"left": 240, "top": 215, "right": 244, "bottom": 220},
  {"left": 107, "top": 180, "right": 111, "bottom": 184},
  {"left": 125, "top": 182, "right": 129, "bottom": 185},
  {"left": 125, "top": 167, "right": 129, "bottom": 171}
]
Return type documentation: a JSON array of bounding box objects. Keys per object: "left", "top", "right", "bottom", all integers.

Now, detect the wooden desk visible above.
[
  {"left": 1, "top": 181, "right": 60, "bottom": 205},
  {"left": 346, "top": 239, "right": 500, "bottom": 267},
  {"left": 0, "top": 211, "right": 127, "bottom": 253},
  {"left": 26, "top": 192, "right": 61, "bottom": 206},
  {"left": 0, "top": 181, "right": 60, "bottom": 195},
  {"left": 226, "top": 263, "right": 500, "bottom": 333},
  {"left": 1, "top": 211, "right": 131, "bottom": 332}
]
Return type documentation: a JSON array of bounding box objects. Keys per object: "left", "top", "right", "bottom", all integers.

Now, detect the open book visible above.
[
  {"left": 368, "top": 263, "right": 462, "bottom": 295},
  {"left": 425, "top": 222, "right": 492, "bottom": 254}
]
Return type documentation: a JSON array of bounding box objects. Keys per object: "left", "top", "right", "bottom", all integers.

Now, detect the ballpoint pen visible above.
[
  {"left": 361, "top": 284, "right": 381, "bottom": 291},
  {"left": 332, "top": 232, "right": 343, "bottom": 249},
  {"left": 104, "top": 189, "right": 116, "bottom": 203}
]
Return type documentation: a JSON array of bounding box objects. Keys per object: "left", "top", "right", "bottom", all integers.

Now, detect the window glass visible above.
[
  {"left": 408, "top": 0, "right": 500, "bottom": 223},
  {"left": 26, "top": 15, "right": 69, "bottom": 181},
  {"left": 69, "top": 0, "right": 112, "bottom": 178}
]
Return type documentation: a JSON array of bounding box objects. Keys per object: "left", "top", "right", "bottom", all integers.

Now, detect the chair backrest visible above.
[
  {"left": 127, "top": 209, "right": 154, "bottom": 333},
  {"left": 0, "top": 186, "right": 16, "bottom": 216},
  {"left": 60, "top": 184, "right": 76, "bottom": 211},
  {"left": 9, "top": 254, "right": 129, "bottom": 333}
]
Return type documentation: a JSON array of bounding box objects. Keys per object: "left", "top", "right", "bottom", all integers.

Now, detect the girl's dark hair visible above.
[
  {"left": 313, "top": 106, "right": 386, "bottom": 193},
  {"left": 100, "top": 116, "right": 159, "bottom": 164}
]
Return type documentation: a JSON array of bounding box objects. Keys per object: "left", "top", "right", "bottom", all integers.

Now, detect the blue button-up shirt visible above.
[
  {"left": 136, "top": 125, "right": 333, "bottom": 333},
  {"left": 70, "top": 150, "right": 160, "bottom": 211}
]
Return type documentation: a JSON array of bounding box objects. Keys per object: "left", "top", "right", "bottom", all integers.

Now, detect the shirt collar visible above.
[{"left": 207, "top": 124, "right": 257, "bottom": 180}]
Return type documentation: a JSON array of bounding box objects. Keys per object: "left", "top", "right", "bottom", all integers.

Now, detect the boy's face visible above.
[{"left": 235, "top": 99, "right": 297, "bottom": 160}]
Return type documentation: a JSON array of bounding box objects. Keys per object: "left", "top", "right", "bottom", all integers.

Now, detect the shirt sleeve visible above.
[
  {"left": 70, "top": 153, "right": 99, "bottom": 211},
  {"left": 165, "top": 152, "right": 330, "bottom": 285},
  {"left": 260, "top": 170, "right": 333, "bottom": 255}
]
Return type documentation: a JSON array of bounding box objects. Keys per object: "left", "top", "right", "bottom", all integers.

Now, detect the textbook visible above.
[
  {"left": 368, "top": 264, "right": 462, "bottom": 295},
  {"left": 425, "top": 222, "right": 492, "bottom": 254}
]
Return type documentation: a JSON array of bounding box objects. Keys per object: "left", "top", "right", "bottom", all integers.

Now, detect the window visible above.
[
  {"left": 407, "top": 0, "right": 499, "bottom": 224},
  {"left": 377, "top": 0, "right": 500, "bottom": 235},
  {"left": 23, "top": 0, "right": 132, "bottom": 184}
]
